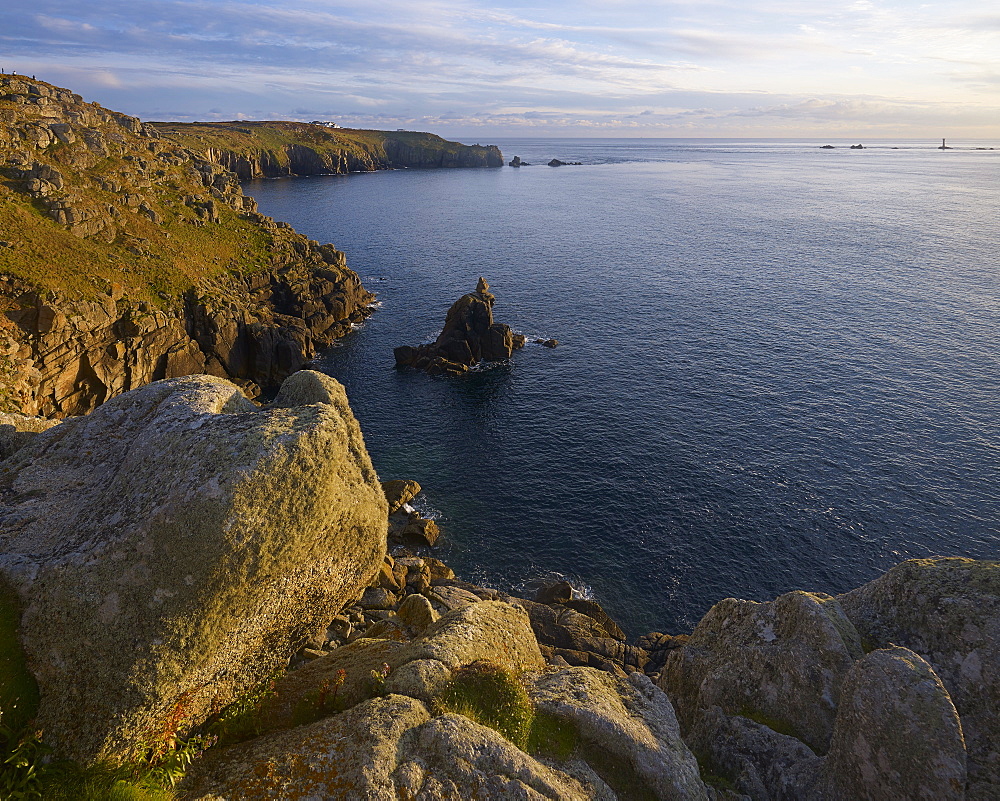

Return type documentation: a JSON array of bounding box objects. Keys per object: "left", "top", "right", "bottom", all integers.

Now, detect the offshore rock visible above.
[
  {"left": 393, "top": 276, "right": 525, "bottom": 373},
  {"left": 838, "top": 558, "right": 999, "bottom": 800},
  {"left": 0, "top": 371, "right": 387, "bottom": 763}
]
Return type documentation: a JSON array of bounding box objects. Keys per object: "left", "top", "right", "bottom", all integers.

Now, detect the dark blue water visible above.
[{"left": 246, "top": 138, "right": 1000, "bottom": 637}]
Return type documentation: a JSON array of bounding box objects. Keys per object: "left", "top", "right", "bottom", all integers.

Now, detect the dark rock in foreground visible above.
[
  {"left": 394, "top": 277, "right": 525, "bottom": 374},
  {"left": 548, "top": 158, "right": 583, "bottom": 166},
  {"left": 509, "top": 155, "right": 531, "bottom": 167}
]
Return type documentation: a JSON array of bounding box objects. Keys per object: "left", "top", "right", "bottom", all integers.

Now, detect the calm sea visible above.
[{"left": 245, "top": 137, "right": 1000, "bottom": 637}]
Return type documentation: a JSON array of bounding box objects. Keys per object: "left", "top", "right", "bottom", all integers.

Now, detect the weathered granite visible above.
[
  {"left": 531, "top": 667, "right": 709, "bottom": 801},
  {"left": 0, "top": 371, "right": 387, "bottom": 762},
  {"left": 816, "top": 646, "right": 967, "bottom": 801},
  {"left": 660, "top": 591, "right": 864, "bottom": 754},
  {"left": 839, "top": 558, "right": 999, "bottom": 799}
]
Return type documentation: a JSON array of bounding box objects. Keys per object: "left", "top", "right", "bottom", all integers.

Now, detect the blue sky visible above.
[{"left": 2, "top": 0, "right": 998, "bottom": 137}]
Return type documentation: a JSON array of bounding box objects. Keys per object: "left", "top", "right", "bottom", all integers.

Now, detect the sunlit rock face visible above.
[{"left": 0, "top": 371, "right": 387, "bottom": 763}]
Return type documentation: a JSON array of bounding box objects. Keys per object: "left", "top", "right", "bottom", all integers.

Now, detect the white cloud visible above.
[{"left": 0, "top": 0, "right": 996, "bottom": 136}]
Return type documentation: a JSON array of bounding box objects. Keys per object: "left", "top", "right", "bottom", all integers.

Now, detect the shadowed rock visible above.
[{"left": 393, "top": 277, "right": 525, "bottom": 374}]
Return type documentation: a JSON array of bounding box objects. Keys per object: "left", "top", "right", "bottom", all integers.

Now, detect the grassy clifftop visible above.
[
  {"left": 0, "top": 76, "right": 304, "bottom": 301},
  {"left": 0, "top": 76, "right": 375, "bottom": 417},
  {"left": 153, "top": 121, "right": 504, "bottom": 179}
]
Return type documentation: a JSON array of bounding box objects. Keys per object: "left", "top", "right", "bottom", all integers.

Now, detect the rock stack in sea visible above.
[{"left": 393, "top": 277, "right": 526, "bottom": 375}]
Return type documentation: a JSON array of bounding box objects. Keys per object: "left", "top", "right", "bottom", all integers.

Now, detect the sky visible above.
[{"left": 2, "top": 0, "right": 998, "bottom": 138}]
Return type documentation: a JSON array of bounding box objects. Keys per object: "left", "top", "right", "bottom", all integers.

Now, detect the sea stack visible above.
[{"left": 393, "top": 277, "right": 526, "bottom": 375}]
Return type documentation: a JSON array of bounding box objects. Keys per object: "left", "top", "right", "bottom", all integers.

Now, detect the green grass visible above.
[
  {"left": 433, "top": 663, "right": 580, "bottom": 761},
  {"left": 0, "top": 579, "right": 38, "bottom": 734}
]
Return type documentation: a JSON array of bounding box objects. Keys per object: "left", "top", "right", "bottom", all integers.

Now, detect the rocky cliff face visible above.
[
  {"left": 152, "top": 121, "right": 503, "bottom": 180},
  {"left": 0, "top": 75, "right": 375, "bottom": 417}
]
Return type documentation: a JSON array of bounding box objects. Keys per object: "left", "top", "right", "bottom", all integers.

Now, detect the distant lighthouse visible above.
[{"left": 938, "top": 138, "right": 949, "bottom": 150}]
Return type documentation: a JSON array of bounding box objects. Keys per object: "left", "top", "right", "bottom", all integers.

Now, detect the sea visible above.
[{"left": 244, "top": 137, "right": 1000, "bottom": 638}]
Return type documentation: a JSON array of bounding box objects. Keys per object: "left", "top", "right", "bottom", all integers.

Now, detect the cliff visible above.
[
  {"left": 0, "top": 75, "right": 376, "bottom": 416},
  {"left": 151, "top": 121, "right": 504, "bottom": 180}
]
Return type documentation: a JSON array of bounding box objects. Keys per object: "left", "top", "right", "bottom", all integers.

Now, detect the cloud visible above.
[{"left": 0, "top": 0, "right": 997, "bottom": 136}]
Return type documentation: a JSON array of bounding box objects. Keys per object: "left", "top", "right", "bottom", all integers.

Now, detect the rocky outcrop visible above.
[
  {"left": 180, "top": 602, "right": 708, "bottom": 800},
  {"left": 181, "top": 693, "right": 602, "bottom": 800},
  {"left": 152, "top": 121, "right": 503, "bottom": 180},
  {"left": 838, "top": 558, "right": 999, "bottom": 800},
  {"left": 0, "top": 371, "right": 388, "bottom": 763},
  {"left": 658, "top": 558, "right": 997, "bottom": 800},
  {"left": 394, "top": 277, "right": 526, "bottom": 374},
  {"left": 0, "top": 75, "right": 376, "bottom": 417}
]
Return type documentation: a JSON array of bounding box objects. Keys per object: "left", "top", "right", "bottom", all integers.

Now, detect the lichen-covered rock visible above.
[
  {"left": 264, "top": 601, "right": 543, "bottom": 729},
  {"left": 531, "top": 667, "right": 709, "bottom": 801},
  {"left": 660, "top": 591, "right": 864, "bottom": 754},
  {"left": 816, "top": 646, "right": 967, "bottom": 801},
  {"left": 396, "top": 592, "right": 439, "bottom": 633},
  {"left": 838, "top": 558, "right": 998, "bottom": 799},
  {"left": 180, "top": 694, "right": 433, "bottom": 799},
  {"left": 181, "top": 694, "right": 597, "bottom": 800},
  {"left": 397, "top": 712, "right": 598, "bottom": 799},
  {"left": 0, "top": 371, "right": 387, "bottom": 762},
  {"left": 685, "top": 705, "right": 822, "bottom": 801}
]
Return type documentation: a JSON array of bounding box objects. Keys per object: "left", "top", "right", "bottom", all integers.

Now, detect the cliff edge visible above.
[
  {"left": 0, "top": 75, "right": 376, "bottom": 416},
  {"left": 152, "top": 121, "right": 504, "bottom": 180}
]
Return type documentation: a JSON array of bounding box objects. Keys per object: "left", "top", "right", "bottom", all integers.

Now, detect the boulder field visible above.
[{"left": 0, "top": 374, "right": 995, "bottom": 799}]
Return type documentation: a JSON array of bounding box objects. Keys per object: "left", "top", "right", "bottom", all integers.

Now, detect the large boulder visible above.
[
  {"left": 530, "top": 668, "right": 709, "bottom": 801},
  {"left": 0, "top": 370, "right": 388, "bottom": 762},
  {"left": 660, "top": 591, "right": 864, "bottom": 754},
  {"left": 838, "top": 558, "right": 999, "bottom": 800},
  {"left": 817, "top": 646, "right": 967, "bottom": 801}
]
